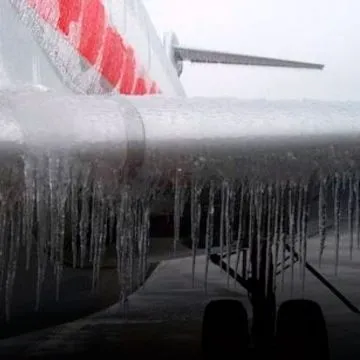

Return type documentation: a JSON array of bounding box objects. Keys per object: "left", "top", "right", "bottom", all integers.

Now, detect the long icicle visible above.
[
  {"left": 297, "top": 184, "right": 304, "bottom": 278},
  {"left": 191, "top": 178, "right": 202, "bottom": 287},
  {"left": 265, "top": 185, "right": 273, "bottom": 296},
  {"left": 256, "top": 185, "right": 263, "bottom": 280},
  {"left": 173, "top": 169, "right": 182, "bottom": 256},
  {"left": 5, "top": 203, "right": 21, "bottom": 321},
  {"left": 289, "top": 184, "right": 295, "bottom": 296},
  {"left": 334, "top": 173, "right": 341, "bottom": 275},
  {"left": 348, "top": 173, "right": 354, "bottom": 259},
  {"left": 301, "top": 184, "right": 309, "bottom": 294},
  {"left": 224, "top": 181, "right": 231, "bottom": 288},
  {"left": 248, "top": 188, "right": 254, "bottom": 278},
  {"left": 318, "top": 176, "right": 327, "bottom": 267},
  {"left": 356, "top": 172, "right": 360, "bottom": 249},
  {"left": 280, "top": 183, "right": 286, "bottom": 291},
  {"left": 204, "top": 181, "right": 215, "bottom": 292},
  {"left": 273, "top": 183, "right": 281, "bottom": 293},
  {"left": 234, "top": 184, "right": 245, "bottom": 287},
  {"left": 219, "top": 180, "right": 226, "bottom": 270}
]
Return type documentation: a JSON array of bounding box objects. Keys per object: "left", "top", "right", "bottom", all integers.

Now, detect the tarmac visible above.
[{"left": 0, "top": 227, "right": 360, "bottom": 359}]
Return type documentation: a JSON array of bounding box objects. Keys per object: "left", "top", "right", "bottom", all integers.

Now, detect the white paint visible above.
[
  {"left": 104, "top": 0, "right": 185, "bottom": 95},
  {"left": 1, "top": 0, "right": 185, "bottom": 96}
]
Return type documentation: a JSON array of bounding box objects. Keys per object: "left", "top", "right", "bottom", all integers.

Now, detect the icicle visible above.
[
  {"left": 204, "top": 181, "right": 215, "bottom": 292},
  {"left": 234, "top": 184, "right": 245, "bottom": 287},
  {"left": 5, "top": 203, "right": 21, "bottom": 321},
  {"left": 318, "top": 177, "right": 327, "bottom": 266},
  {"left": 265, "top": 185, "right": 273, "bottom": 295},
  {"left": 23, "top": 157, "right": 36, "bottom": 270},
  {"left": 255, "top": 185, "right": 264, "bottom": 279},
  {"left": 142, "top": 205, "right": 151, "bottom": 283},
  {"left": 348, "top": 174, "right": 354, "bottom": 259},
  {"left": 173, "top": 169, "right": 182, "bottom": 256},
  {"left": 137, "top": 203, "right": 144, "bottom": 286},
  {"left": 140, "top": 207, "right": 146, "bottom": 284},
  {"left": 179, "top": 183, "right": 188, "bottom": 218},
  {"left": 297, "top": 183, "right": 303, "bottom": 277},
  {"left": 35, "top": 156, "right": 50, "bottom": 311},
  {"left": 248, "top": 188, "right": 254, "bottom": 277},
  {"left": 0, "top": 205, "right": 5, "bottom": 308},
  {"left": 228, "top": 184, "right": 235, "bottom": 281},
  {"left": 356, "top": 172, "right": 360, "bottom": 249},
  {"left": 280, "top": 184, "right": 286, "bottom": 291},
  {"left": 92, "top": 182, "right": 107, "bottom": 292},
  {"left": 116, "top": 198, "right": 124, "bottom": 296},
  {"left": 70, "top": 167, "right": 79, "bottom": 268},
  {"left": 128, "top": 214, "right": 135, "bottom": 293},
  {"left": 127, "top": 197, "right": 137, "bottom": 294},
  {"left": 79, "top": 166, "right": 91, "bottom": 268},
  {"left": 117, "top": 189, "right": 129, "bottom": 302},
  {"left": 273, "top": 183, "right": 281, "bottom": 293},
  {"left": 219, "top": 181, "right": 226, "bottom": 268},
  {"left": 89, "top": 183, "right": 98, "bottom": 265},
  {"left": 224, "top": 181, "right": 231, "bottom": 287},
  {"left": 48, "top": 157, "right": 57, "bottom": 264},
  {"left": 342, "top": 172, "right": 347, "bottom": 191},
  {"left": 190, "top": 179, "right": 202, "bottom": 287},
  {"left": 48, "top": 156, "right": 69, "bottom": 301},
  {"left": 334, "top": 173, "right": 341, "bottom": 275},
  {"left": 301, "top": 185, "right": 309, "bottom": 293},
  {"left": 108, "top": 198, "right": 116, "bottom": 245},
  {"left": 288, "top": 184, "right": 296, "bottom": 295}
]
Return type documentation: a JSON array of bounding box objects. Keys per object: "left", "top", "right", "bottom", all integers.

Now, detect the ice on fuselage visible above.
[{"left": 1, "top": 90, "right": 360, "bottom": 320}]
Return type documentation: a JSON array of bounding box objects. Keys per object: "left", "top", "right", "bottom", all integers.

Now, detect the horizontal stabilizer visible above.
[{"left": 174, "top": 46, "right": 324, "bottom": 70}]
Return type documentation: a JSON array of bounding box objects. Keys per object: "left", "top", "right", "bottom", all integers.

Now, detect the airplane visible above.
[
  {"left": 0, "top": 0, "right": 323, "bottom": 97},
  {"left": 3, "top": 1, "right": 356, "bottom": 359},
  {"left": 0, "top": 0, "right": 325, "bottom": 224}
]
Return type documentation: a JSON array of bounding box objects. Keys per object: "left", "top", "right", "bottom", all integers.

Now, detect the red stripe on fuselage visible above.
[{"left": 26, "top": 0, "right": 161, "bottom": 94}]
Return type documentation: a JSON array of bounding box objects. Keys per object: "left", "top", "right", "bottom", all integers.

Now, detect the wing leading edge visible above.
[{"left": 174, "top": 46, "right": 324, "bottom": 70}]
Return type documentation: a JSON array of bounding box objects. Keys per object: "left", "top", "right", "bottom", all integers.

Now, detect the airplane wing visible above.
[
  {"left": 1, "top": 89, "right": 360, "bottom": 330},
  {"left": 174, "top": 46, "right": 324, "bottom": 70}
]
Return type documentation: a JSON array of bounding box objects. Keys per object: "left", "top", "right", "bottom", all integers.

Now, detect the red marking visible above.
[
  {"left": 57, "top": 0, "right": 81, "bottom": 36},
  {"left": 99, "top": 27, "right": 125, "bottom": 87},
  {"left": 26, "top": 0, "right": 161, "bottom": 94},
  {"left": 133, "top": 77, "right": 147, "bottom": 95},
  {"left": 119, "top": 47, "right": 136, "bottom": 94},
  {"left": 79, "top": 0, "right": 106, "bottom": 64}
]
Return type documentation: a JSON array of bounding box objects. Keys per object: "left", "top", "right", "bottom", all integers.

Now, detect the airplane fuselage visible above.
[{"left": 1, "top": 0, "right": 185, "bottom": 96}]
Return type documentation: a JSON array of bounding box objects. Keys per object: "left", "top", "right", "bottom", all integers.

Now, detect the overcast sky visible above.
[{"left": 144, "top": 0, "right": 360, "bottom": 100}]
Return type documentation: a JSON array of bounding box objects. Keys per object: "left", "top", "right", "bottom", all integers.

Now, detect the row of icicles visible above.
[{"left": 0, "top": 155, "right": 359, "bottom": 320}]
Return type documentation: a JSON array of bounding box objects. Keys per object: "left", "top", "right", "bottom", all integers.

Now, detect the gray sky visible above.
[{"left": 144, "top": 0, "right": 360, "bottom": 100}]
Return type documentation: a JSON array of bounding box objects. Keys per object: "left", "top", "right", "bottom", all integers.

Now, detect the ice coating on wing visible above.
[{"left": 2, "top": 90, "right": 360, "bottom": 318}]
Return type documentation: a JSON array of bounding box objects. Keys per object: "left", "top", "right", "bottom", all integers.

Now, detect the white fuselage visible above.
[{"left": 1, "top": 0, "right": 185, "bottom": 96}]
